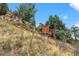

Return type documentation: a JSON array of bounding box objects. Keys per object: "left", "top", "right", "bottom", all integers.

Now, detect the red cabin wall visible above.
[{"left": 41, "top": 25, "right": 56, "bottom": 39}]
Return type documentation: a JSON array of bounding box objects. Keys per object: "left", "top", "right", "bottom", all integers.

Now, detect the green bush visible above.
[
  {"left": 56, "top": 30, "right": 66, "bottom": 41},
  {"left": 2, "top": 41, "right": 12, "bottom": 53}
]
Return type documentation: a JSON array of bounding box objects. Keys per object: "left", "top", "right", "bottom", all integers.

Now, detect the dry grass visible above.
[{"left": 0, "top": 20, "right": 75, "bottom": 56}]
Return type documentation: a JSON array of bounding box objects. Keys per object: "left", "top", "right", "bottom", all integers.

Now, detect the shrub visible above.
[
  {"left": 2, "top": 41, "right": 12, "bottom": 53},
  {"left": 56, "top": 30, "right": 66, "bottom": 41}
]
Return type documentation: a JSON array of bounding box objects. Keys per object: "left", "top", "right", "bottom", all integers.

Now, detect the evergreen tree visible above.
[
  {"left": 0, "top": 3, "right": 9, "bottom": 15},
  {"left": 45, "top": 15, "right": 66, "bottom": 31},
  {"left": 16, "top": 3, "right": 26, "bottom": 19},
  {"left": 16, "top": 3, "right": 36, "bottom": 26},
  {"left": 45, "top": 15, "right": 68, "bottom": 41}
]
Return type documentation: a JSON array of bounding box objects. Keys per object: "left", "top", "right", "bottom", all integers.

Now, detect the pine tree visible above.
[
  {"left": 46, "top": 15, "right": 66, "bottom": 31},
  {"left": 45, "top": 15, "right": 67, "bottom": 40},
  {"left": 0, "top": 3, "right": 9, "bottom": 15},
  {"left": 16, "top": 3, "right": 36, "bottom": 26}
]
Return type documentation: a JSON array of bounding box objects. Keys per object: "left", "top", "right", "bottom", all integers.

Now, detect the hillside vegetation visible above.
[
  {"left": 0, "top": 16, "right": 76, "bottom": 56},
  {"left": 0, "top": 3, "right": 79, "bottom": 56}
]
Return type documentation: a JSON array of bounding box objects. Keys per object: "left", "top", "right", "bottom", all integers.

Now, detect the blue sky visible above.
[{"left": 8, "top": 3, "right": 79, "bottom": 28}]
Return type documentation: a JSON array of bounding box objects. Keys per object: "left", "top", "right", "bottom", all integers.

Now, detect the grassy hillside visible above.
[{"left": 0, "top": 19, "right": 76, "bottom": 56}]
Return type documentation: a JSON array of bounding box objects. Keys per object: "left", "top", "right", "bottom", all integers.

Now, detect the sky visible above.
[{"left": 8, "top": 3, "right": 79, "bottom": 28}]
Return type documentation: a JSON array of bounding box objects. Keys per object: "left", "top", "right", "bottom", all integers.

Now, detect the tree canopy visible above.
[
  {"left": 45, "top": 15, "right": 66, "bottom": 31},
  {"left": 0, "top": 3, "right": 9, "bottom": 15},
  {"left": 15, "top": 3, "right": 36, "bottom": 26}
]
